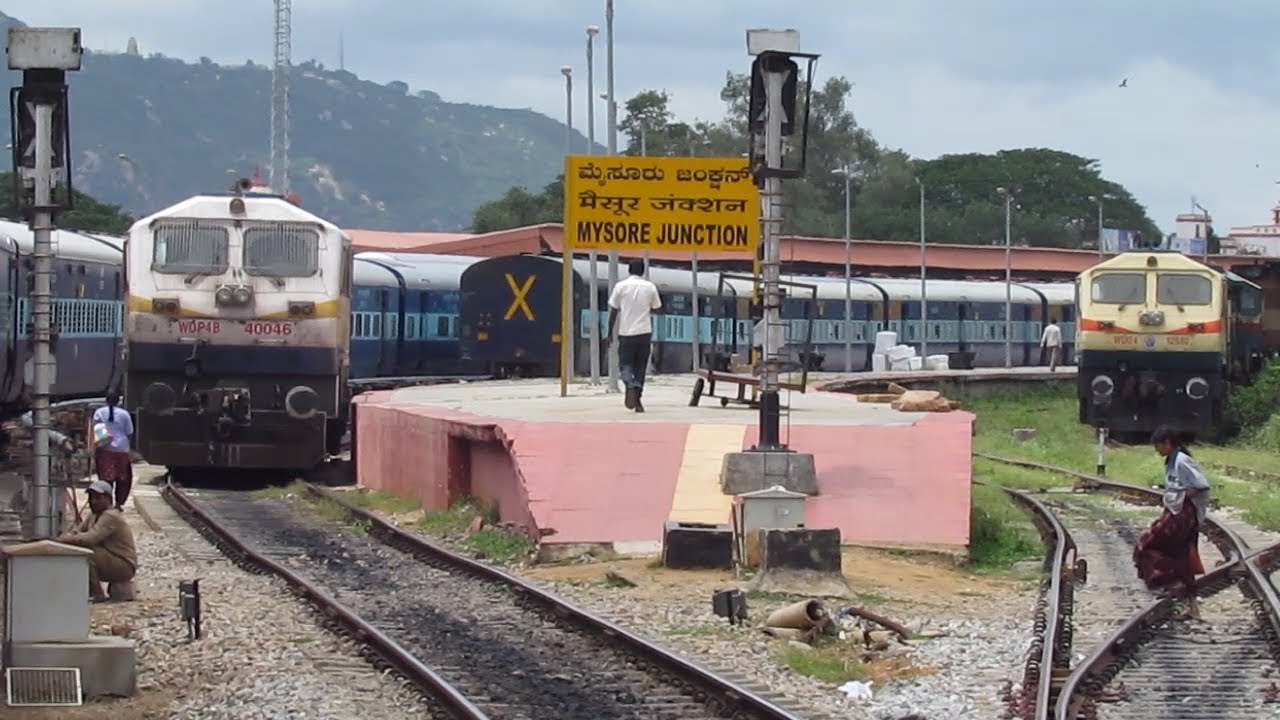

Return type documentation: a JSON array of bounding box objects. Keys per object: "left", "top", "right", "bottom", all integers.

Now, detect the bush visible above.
[{"left": 1225, "top": 361, "right": 1280, "bottom": 439}]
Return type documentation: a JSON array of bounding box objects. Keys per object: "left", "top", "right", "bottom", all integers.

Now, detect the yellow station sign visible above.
[{"left": 563, "top": 155, "right": 761, "bottom": 253}]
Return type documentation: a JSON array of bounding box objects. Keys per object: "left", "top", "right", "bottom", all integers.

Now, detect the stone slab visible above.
[
  {"left": 9, "top": 635, "right": 137, "bottom": 698},
  {"left": 748, "top": 528, "right": 851, "bottom": 598},
  {"left": 720, "top": 450, "right": 818, "bottom": 496},
  {"left": 661, "top": 521, "right": 733, "bottom": 570}
]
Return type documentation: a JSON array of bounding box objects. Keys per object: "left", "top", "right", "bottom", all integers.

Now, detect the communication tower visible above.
[{"left": 270, "top": 0, "right": 291, "bottom": 193}]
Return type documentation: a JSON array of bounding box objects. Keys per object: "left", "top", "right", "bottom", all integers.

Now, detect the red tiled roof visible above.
[{"left": 347, "top": 229, "right": 477, "bottom": 253}]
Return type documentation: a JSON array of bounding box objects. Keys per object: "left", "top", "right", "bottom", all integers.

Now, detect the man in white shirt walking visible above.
[
  {"left": 1040, "top": 318, "right": 1063, "bottom": 372},
  {"left": 607, "top": 259, "right": 662, "bottom": 413}
]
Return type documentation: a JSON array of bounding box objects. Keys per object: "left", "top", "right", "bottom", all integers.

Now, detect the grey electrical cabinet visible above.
[{"left": 734, "top": 485, "right": 808, "bottom": 567}]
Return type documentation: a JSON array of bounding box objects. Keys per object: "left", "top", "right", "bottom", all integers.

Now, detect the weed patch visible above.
[{"left": 967, "top": 484, "right": 1041, "bottom": 571}]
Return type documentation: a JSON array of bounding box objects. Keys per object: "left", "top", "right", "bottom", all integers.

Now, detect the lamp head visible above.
[
  {"left": 587, "top": 25, "right": 599, "bottom": 36},
  {"left": 561, "top": 65, "right": 572, "bottom": 77}
]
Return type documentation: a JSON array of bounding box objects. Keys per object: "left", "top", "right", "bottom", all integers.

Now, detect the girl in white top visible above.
[{"left": 91, "top": 393, "right": 135, "bottom": 509}]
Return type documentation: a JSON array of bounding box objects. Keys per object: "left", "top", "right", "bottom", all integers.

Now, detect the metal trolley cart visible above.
[{"left": 689, "top": 273, "right": 817, "bottom": 408}]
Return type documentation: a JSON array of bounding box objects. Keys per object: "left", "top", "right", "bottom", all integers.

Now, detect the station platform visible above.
[{"left": 353, "top": 374, "right": 976, "bottom": 556}]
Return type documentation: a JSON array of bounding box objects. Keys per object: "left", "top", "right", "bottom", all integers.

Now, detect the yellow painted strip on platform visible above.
[{"left": 668, "top": 424, "right": 744, "bottom": 524}]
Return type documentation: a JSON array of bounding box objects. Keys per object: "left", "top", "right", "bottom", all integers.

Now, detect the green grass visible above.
[
  {"left": 415, "top": 497, "right": 500, "bottom": 535},
  {"left": 341, "top": 489, "right": 422, "bottom": 515},
  {"left": 779, "top": 643, "right": 869, "bottom": 684},
  {"left": 969, "top": 385, "right": 1280, "bottom": 532},
  {"left": 462, "top": 528, "right": 535, "bottom": 564},
  {"left": 967, "top": 484, "right": 1042, "bottom": 571}
]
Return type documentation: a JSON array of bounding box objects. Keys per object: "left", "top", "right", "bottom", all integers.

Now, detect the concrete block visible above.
[
  {"left": 661, "top": 521, "right": 733, "bottom": 570},
  {"left": 748, "top": 527, "right": 852, "bottom": 598},
  {"left": 721, "top": 450, "right": 818, "bottom": 496},
  {"left": 10, "top": 635, "right": 137, "bottom": 698}
]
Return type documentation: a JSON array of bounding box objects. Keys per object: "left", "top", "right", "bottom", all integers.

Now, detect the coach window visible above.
[
  {"left": 244, "top": 223, "right": 320, "bottom": 277},
  {"left": 152, "top": 220, "right": 230, "bottom": 274},
  {"left": 1090, "top": 273, "right": 1145, "bottom": 304},
  {"left": 1156, "top": 273, "right": 1212, "bottom": 306},
  {"left": 1238, "top": 286, "right": 1263, "bottom": 315}
]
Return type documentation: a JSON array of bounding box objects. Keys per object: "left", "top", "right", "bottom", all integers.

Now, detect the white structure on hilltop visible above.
[{"left": 126, "top": 37, "right": 139, "bottom": 56}]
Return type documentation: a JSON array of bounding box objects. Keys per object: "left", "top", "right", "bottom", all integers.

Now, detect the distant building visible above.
[
  {"left": 1225, "top": 203, "right": 1280, "bottom": 257},
  {"left": 126, "top": 37, "right": 139, "bottom": 56},
  {"left": 1167, "top": 210, "right": 1210, "bottom": 256}
]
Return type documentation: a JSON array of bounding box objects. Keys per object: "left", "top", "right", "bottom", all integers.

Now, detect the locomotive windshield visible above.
[
  {"left": 1156, "top": 273, "right": 1212, "bottom": 306},
  {"left": 152, "top": 220, "right": 230, "bottom": 275},
  {"left": 1238, "top": 286, "right": 1263, "bottom": 315},
  {"left": 243, "top": 224, "right": 320, "bottom": 278},
  {"left": 1090, "top": 273, "right": 1145, "bottom": 304}
]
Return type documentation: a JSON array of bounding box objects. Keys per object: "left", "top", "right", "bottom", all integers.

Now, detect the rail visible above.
[
  {"left": 304, "top": 483, "right": 809, "bottom": 720},
  {"left": 981, "top": 482, "right": 1078, "bottom": 719},
  {"left": 160, "top": 480, "right": 491, "bottom": 720},
  {"left": 977, "top": 452, "right": 1280, "bottom": 719}
]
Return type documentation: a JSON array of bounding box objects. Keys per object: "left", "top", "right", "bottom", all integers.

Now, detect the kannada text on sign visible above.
[{"left": 563, "top": 156, "right": 761, "bottom": 253}]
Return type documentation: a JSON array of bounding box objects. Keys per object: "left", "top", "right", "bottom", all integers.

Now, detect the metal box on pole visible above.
[{"left": 734, "top": 484, "right": 807, "bottom": 567}]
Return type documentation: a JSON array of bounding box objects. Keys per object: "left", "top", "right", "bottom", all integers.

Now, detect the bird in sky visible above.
[{"left": 1119, "top": 78, "right": 1128, "bottom": 88}]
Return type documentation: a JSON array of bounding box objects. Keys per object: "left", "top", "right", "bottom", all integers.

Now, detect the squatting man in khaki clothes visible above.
[{"left": 58, "top": 479, "right": 137, "bottom": 603}]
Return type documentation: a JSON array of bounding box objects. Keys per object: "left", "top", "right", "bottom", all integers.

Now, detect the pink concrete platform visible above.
[{"left": 353, "top": 376, "right": 975, "bottom": 555}]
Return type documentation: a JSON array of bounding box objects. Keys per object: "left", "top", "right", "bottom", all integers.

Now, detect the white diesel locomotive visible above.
[{"left": 123, "top": 186, "right": 354, "bottom": 471}]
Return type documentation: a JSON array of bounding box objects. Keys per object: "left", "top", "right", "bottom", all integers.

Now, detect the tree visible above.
[
  {"left": 852, "top": 149, "right": 1161, "bottom": 247},
  {"left": 0, "top": 173, "right": 135, "bottom": 235},
  {"left": 619, "top": 90, "right": 675, "bottom": 156},
  {"left": 469, "top": 174, "right": 563, "bottom": 232}
]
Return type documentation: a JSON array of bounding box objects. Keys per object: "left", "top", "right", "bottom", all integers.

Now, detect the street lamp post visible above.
[
  {"left": 584, "top": 26, "right": 601, "bottom": 385},
  {"left": 997, "top": 186, "right": 1013, "bottom": 368},
  {"left": 604, "top": 0, "right": 620, "bottom": 392},
  {"left": 560, "top": 66, "right": 572, "bottom": 157},
  {"left": 1088, "top": 194, "right": 1104, "bottom": 259},
  {"left": 832, "top": 166, "right": 853, "bottom": 373},
  {"left": 1194, "top": 201, "right": 1211, "bottom": 262},
  {"left": 916, "top": 177, "right": 927, "bottom": 359}
]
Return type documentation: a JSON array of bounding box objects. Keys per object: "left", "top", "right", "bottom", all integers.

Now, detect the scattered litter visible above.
[{"left": 838, "top": 679, "right": 874, "bottom": 700}]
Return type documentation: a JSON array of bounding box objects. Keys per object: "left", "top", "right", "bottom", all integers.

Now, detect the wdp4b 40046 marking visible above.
[{"left": 504, "top": 273, "right": 536, "bottom": 321}]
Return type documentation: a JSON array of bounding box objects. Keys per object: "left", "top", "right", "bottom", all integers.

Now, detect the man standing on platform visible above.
[
  {"left": 1040, "top": 317, "right": 1063, "bottom": 372},
  {"left": 607, "top": 258, "right": 662, "bottom": 413}
]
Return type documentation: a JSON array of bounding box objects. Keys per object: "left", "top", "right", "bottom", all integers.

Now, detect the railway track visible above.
[
  {"left": 981, "top": 453, "right": 1280, "bottom": 719},
  {"left": 161, "top": 479, "right": 811, "bottom": 720}
]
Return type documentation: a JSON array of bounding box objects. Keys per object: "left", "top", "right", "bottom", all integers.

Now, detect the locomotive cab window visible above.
[
  {"left": 1156, "top": 273, "right": 1212, "bottom": 306},
  {"left": 1237, "top": 286, "right": 1263, "bottom": 315},
  {"left": 244, "top": 224, "right": 320, "bottom": 277},
  {"left": 152, "top": 220, "right": 230, "bottom": 275},
  {"left": 1090, "top": 273, "right": 1145, "bottom": 304}
]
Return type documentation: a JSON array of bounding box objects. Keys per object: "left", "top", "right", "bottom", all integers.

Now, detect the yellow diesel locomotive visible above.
[{"left": 1076, "top": 250, "right": 1265, "bottom": 438}]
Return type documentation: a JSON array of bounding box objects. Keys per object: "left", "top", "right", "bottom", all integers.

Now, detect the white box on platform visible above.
[
  {"left": 871, "top": 353, "right": 888, "bottom": 372},
  {"left": 873, "top": 331, "right": 898, "bottom": 355},
  {"left": 886, "top": 345, "right": 915, "bottom": 363},
  {"left": 925, "top": 354, "right": 950, "bottom": 371},
  {"left": 908, "top": 356, "right": 924, "bottom": 371},
  {"left": 890, "top": 358, "right": 912, "bottom": 372}
]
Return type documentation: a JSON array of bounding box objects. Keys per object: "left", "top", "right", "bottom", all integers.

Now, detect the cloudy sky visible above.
[{"left": 5, "top": 1, "right": 1280, "bottom": 233}]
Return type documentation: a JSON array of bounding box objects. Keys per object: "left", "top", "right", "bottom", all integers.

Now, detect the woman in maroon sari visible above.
[
  {"left": 1133, "top": 425, "right": 1210, "bottom": 620},
  {"left": 91, "top": 393, "right": 135, "bottom": 509}
]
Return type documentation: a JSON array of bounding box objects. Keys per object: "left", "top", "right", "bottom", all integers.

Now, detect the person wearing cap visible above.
[{"left": 57, "top": 479, "right": 137, "bottom": 603}]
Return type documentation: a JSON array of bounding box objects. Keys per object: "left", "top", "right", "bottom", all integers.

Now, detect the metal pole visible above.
[
  {"left": 561, "top": 67, "right": 575, "bottom": 383},
  {"left": 918, "top": 178, "right": 927, "bottom": 360},
  {"left": 1096, "top": 198, "right": 1104, "bottom": 260},
  {"left": 30, "top": 103, "right": 55, "bottom": 539},
  {"left": 604, "top": 0, "right": 620, "bottom": 392},
  {"left": 1096, "top": 426, "right": 1108, "bottom": 476},
  {"left": 585, "top": 28, "right": 601, "bottom": 385},
  {"left": 758, "top": 67, "right": 785, "bottom": 449},
  {"left": 1004, "top": 193, "right": 1013, "bottom": 369},
  {"left": 842, "top": 171, "right": 852, "bottom": 373},
  {"left": 691, "top": 253, "right": 700, "bottom": 371}
]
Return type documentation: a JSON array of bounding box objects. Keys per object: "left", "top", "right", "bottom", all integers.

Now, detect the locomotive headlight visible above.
[
  {"left": 215, "top": 287, "right": 234, "bottom": 306},
  {"left": 1185, "top": 376, "right": 1210, "bottom": 401},
  {"left": 288, "top": 301, "right": 315, "bottom": 317},
  {"left": 1091, "top": 375, "right": 1114, "bottom": 397},
  {"left": 233, "top": 286, "right": 252, "bottom": 305},
  {"left": 284, "top": 385, "right": 320, "bottom": 420}
]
